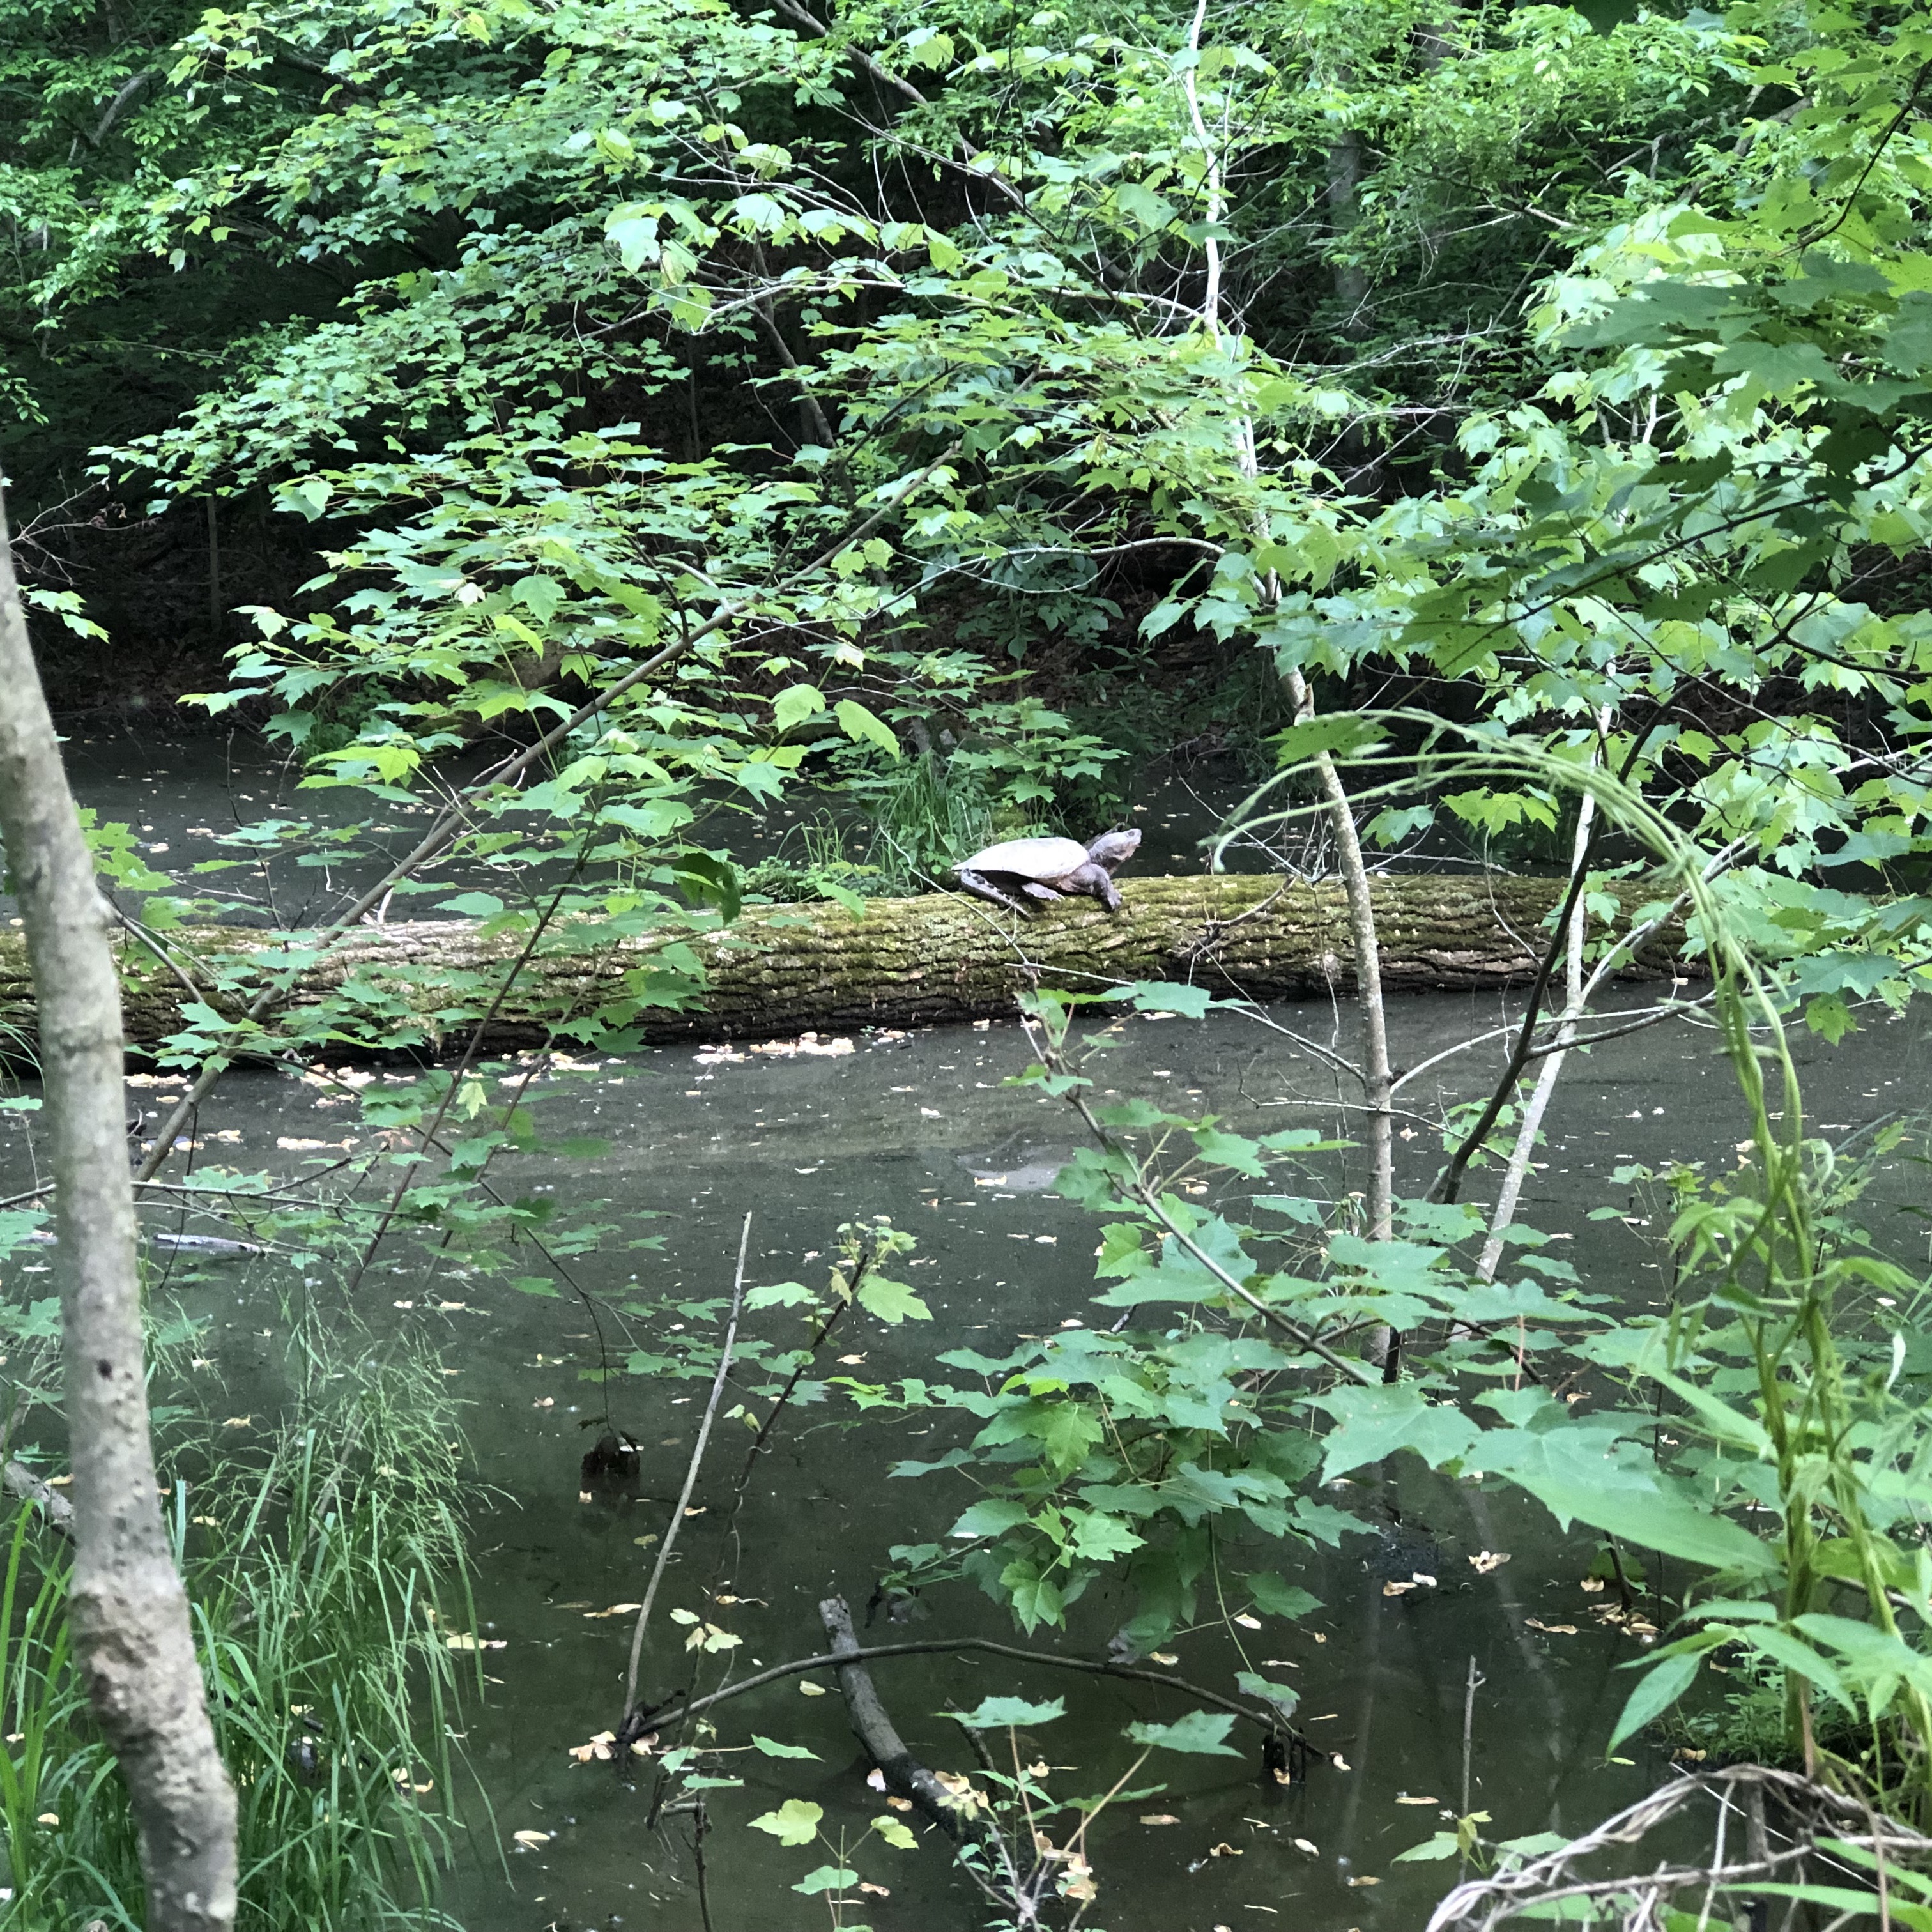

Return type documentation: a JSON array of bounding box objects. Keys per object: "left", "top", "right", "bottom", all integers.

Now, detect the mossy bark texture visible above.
[{"left": 0, "top": 873, "right": 1690, "bottom": 1061}]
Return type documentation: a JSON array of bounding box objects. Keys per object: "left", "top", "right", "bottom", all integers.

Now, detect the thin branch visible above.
[
  {"left": 664, "top": 1632, "right": 1305, "bottom": 1747},
  {"left": 622, "top": 1215, "right": 752, "bottom": 1720},
  {"left": 1431, "top": 723, "right": 1659, "bottom": 1205},
  {"left": 3, "top": 1457, "right": 73, "bottom": 1536},
  {"left": 1477, "top": 748, "right": 1600, "bottom": 1280},
  {"left": 1033, "top": 1038, "right": 1375, "bottom": 1384}
]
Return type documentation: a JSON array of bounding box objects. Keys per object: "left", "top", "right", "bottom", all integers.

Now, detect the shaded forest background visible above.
[{"left": 0, "top": 0, "right": 1804, "bottom": 747}]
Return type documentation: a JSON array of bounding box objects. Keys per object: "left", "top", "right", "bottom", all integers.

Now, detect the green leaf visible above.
[
  {"left": 1269, "top": 714, "right": 1384, "bottom": 769},
  {"left": 873, "top": 1816, "right": 918, "bottom": 1850},
  {"left": 1001, "top": 1559, "right": 1064, "bottom": 1633},
  {"left": 1192, "top": 1127, "right": 1266, "bottom": 1177},
  {"left": 437, "top": 891, "right": 506, "bottom": 917},
  {"left": 1068, "top": 1508, "right": 1145, "bottom": 1560},
  {"left": 1732, "top": 1627, "right": 1857, "bottom": 1715},
  {"left": 749, "top": 1798, "right": 824, "bottom": 1845},
  {"left": 1244, "top": 1574, "right": 1322, "bottom": 1621},
  {"left": 287, "top": 477, "right": 332, "bottom": 521},
  {"left": 1644, "top": 1367, "right": 1774, "bottom": 1457},
  {"left": 1393, "top": 1831, "right": 1463, "bottom": 1862},
  {"left": 747, "top": 1281, "right": 818, "bottom": 1309},
  {"left": 856, "top": 1277, "right": 932, "bottom": 1324},
  {"left": 1114, "top": 181, "right": 1176, "bottom": 230},
  {"left": 834, "top": 698, "right": 900, "bottom": 758},
  {"left": 751, "top": 1735, "right": 822, "bottom": 1759},
  {"left": 1606, "top": 1648, "right": 1704, "bottom": 1754},
  {"left": 1793, "top": 1614, "right": 1932, "bottom": 1702},
  {"left": 1122, "top": 981, "right": 1216, "bottom": 1018},
  {"left": 1480, "top": 1426, "right": 1780, "bottom": 1575},
  {"left": 772, "top": 684, "right": 825, "bottom": 733},
  {"left": 1310, "top": 1384, "right": 1483, "bottom": 1480},
  {"left": 1124, "top": 1710, "right": 1241, "bottom": 1756},
  {"left": 1732, "top": 1887, "right": 1932, "bottom": 1932},
  {"left": 1234, "top": 1671, "right": 1300, "bottom": 1719},
  {"left": 1250, "top": 1195, "right": 1325, "bottom": 1225},
  {"left": 949, "top": 1498, "right": 1030, "bottom": 1539},
  {"left": 792, "top": 1864, "right": 858, "bottom": 1895},
  {"left": 1805, "top": 993, "right": 1857, "bottom": 1043},
  {"left": 673, "top": 852, "right": 740, "bottom": 923},
  {"left": 951, "top": 1694, "right": 1066, "bottom": 1729}
]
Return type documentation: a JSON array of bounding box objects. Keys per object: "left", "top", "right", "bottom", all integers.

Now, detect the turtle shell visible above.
[{"left": 958, "top": 836, "right": 1091, "bottom": 880}]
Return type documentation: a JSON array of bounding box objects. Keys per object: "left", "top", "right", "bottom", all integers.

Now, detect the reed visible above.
[{"left": 0, "top": 1331, "right": 479, "bottom": 1931}]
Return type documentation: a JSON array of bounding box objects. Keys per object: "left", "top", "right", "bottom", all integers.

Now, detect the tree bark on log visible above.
[
  {"left": 0, "top": 873, "right": 1694, "bottom": 1061},
  {"left": 0, "top": 491, "right": 240, "bottom": 1928}
]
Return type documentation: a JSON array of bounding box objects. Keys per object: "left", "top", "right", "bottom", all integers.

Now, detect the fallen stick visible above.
[
  {"left": 620, "top": 1215, "right": 752, "bottom": 1729},
  {"left": 3, "top": 1459, "right": 73, "bottom": 1535},
  {"left": 820, "top": 1594, "right": 994, "bottom": 1844},
  {"left": 660, "top": 1628, "right": 1305, "bottom": 1754}
]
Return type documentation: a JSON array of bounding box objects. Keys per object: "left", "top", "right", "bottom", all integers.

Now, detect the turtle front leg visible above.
[
  {"left": 955, "top": 868, "right": 1032, "bottom": 915},
  {"left": 1066, "top": 864, "right": 1124, "bottom": 912},
  {"left": 1021, "top": 882, "right": 1064, "bottom": 903}
]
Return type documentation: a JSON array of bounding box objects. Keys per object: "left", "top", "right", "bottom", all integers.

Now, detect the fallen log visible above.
[
  {"left": 0, "top": 873, "right": 1692, "bottom": 1061},
  {"left": 3, "top": 1459, "right": 73, "bottom": 1537},
  {"left": 818, "top": 1594, "right": 993, "bottom": 1847}
]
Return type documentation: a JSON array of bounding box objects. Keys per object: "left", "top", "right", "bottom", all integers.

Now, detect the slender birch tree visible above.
[{"left": 0, "top": 484, "right": 238, "bottom": 1931}]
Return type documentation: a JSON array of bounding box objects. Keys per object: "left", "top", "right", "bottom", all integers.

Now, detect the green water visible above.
[
  {"left": 6, "top": 737, "right": 1926, "bottom": 1929},
  {"left": 65, "top": 995, "right": 1924, "bottom": 1931}
]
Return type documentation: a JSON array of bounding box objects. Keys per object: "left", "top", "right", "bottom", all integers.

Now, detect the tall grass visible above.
[
  {"left": 852, "top": 753, "right": 1003, "bottom": 887},
  {"left": 0, "top": 1333, "right": 480, "bottom": 1931}
]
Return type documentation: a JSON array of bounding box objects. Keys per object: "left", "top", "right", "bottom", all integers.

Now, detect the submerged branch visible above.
[{"left": 661, "top": 1628, "right": 1308, "bottom": 1752}]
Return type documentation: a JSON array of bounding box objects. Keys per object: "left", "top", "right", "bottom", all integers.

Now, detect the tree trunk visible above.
[
  {"left": 1326, "top": 125, "right": 1370, "bottom": 334},
  {"left": 0, "top": 491, "right": 239, "bottom": 1926},
  {"left": 2, "top": 873, "right": 1697, "bottom": 1063},
  {"left": 1283, "top": 671, "right": 1393, "bottom": 1245}
]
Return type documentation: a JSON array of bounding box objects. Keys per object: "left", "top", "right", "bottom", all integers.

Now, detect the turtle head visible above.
[{"left": 1085, "top": 827, "right": 1142, "bottom": 873}]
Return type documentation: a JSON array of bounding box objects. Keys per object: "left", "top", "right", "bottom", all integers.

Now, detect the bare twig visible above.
[
  {"left": 344, "top": 862, "right": 586, "bottom": 1294},
  {"left": 1460, "top": 1652, "right": 1482, "bottom": 1823},
  {"left": 663, "top": 1629, "right": 1306, "bottom": 1750},
  {"left": 1476, "top": 743, "right": 1602, "bottom": 1279},
  {"left": 1031, "top": 1039, "right": 1375, "bottom": 1386},
  {"left": 1432, "top": 721, "right": 1661, "bottom": 1208},
  {"left": 621, "top": 1215, "right": 752, "bottom": 1720},
  {"left": 1427, "top": 1764, "right": 1929, "bottom": 1932},
  {"left": 3, "top": 1457, "right": 73, "bottom": 1536},
  {"left": 1283, "top": 670, "right": 1394, "bottom": 1248}
]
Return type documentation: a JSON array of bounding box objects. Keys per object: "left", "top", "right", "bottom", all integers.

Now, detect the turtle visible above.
[{"left": 953, "top": 827, "right": 1141, "bottom": 915}]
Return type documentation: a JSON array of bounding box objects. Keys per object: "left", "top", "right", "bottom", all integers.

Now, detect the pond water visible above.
[{"left": 7, "top": 739, "right": 1928, "bottom": 1931}]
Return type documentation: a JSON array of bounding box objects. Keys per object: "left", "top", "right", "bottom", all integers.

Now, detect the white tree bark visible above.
[
  {"left": 1282, "top": 668, "right": 1394, "bottom": 1246},
  {"left": 1176, "top": 5, "right": 1392, "bottom": 1247},
  {"left": 1476, "top": 785, "right": 1597, "bottom": 1282},
  {"left": 0, "top": 487, "right": 238, "bottom": 1929}
]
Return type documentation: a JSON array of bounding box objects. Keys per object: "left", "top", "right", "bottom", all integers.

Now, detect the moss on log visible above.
[{"left": 0, "top": 873, "right": 1692, "bottom": 1061}]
